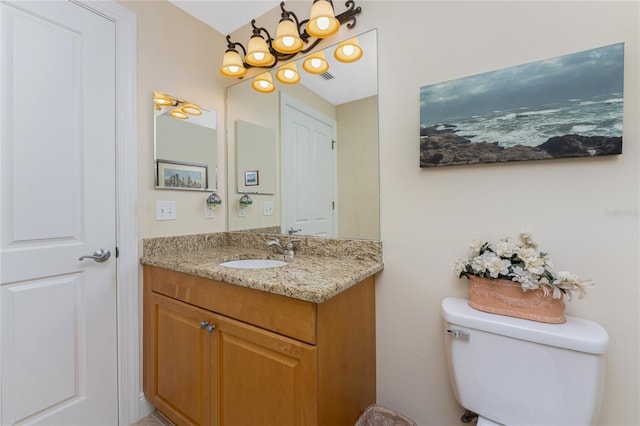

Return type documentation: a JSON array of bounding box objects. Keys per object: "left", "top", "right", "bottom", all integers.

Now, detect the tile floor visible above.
[{"left": 132, "top": 411, "right": 174, "bottom": 426}]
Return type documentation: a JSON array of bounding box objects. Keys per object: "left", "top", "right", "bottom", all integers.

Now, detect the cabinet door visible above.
[
  {"left": 152, "top": 293, "right": 214, "bottom": 426},
  {"left": 211, "top": 314, "right": 318, "bottom": 426}
]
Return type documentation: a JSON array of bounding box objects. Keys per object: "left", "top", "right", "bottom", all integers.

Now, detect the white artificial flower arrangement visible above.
[{"left": 453, "top": 232, "right": 592, "bottom": 300}]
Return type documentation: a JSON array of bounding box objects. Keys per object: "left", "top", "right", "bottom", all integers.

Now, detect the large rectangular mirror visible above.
[
  {"left": 154, "top": 91, "right": 218, "bottom": 191},
  {"left": 226, "top": 29, "right": 379, "bottom": 240}
]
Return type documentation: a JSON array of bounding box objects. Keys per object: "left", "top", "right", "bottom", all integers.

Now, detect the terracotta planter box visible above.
[{"left": 468, "top": 276, "right": 566, "bottom": 324}]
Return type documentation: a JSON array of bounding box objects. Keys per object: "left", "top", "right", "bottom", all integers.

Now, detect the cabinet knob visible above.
[
  {"left": 206, "top": 324, "right": 216, "bottom": 333},
  {"left": 199, "top": 321, "right": 209, "bottom": 329}
]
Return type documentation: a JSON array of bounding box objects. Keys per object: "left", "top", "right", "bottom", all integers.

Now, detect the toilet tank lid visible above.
[{"left": 441, "top": 297, "right": 609, "bottom": 354}]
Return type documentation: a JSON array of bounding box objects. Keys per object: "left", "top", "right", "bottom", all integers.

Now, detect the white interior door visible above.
[
  {"left": 281, "top": 94, "right": 337, "bottom": 237},
  {"left": 0, "top": 1, "right": 118, "bottom": 424}
]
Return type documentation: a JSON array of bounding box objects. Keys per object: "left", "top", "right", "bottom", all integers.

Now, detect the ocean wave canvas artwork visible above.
[{"left": 419, "top": 43, "right": 624, "bottom": 167}]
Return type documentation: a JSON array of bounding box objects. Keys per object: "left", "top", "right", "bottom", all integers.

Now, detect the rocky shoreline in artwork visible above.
[{"left": 419, "top": 125, "right": 622, "bottom": 167}]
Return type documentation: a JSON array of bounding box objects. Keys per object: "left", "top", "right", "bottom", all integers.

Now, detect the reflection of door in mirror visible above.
[
  {"left": 153, "top": 92, "right": 218, "bottom": 191},
  {"left": 281, "top": 94, "right": 337, "bottom": 237}
]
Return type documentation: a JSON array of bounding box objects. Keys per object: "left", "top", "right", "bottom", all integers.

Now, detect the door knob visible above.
[{"left": 78, "top": 248, "right": 111, "bottom": 263}]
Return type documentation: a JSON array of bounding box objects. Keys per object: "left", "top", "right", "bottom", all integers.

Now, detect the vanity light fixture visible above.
[
  {"left": 251, "top": 72, "right": 276, "bottom": 93},
  {"left": 273, "top": 15, "right": 304, "bottom": 54},
  {"left": 246, "top": 32, "right": 276, "bottom": 66},
  {"left": 306, "top": 0, "right": 340, "bottom": 38},
  {"left": 275, "top": 62, "right": 301, "bottom": 84},
  {"left": 219, "top": 0, "right": 362, "bottom": 79},
  {"left": 220, "top": 48, "right": 247, "bottom": 77}
]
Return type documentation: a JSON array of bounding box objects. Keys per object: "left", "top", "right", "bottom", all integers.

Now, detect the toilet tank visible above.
[{"left": 441, "top": 297, "right": 608, "bottom": 426}]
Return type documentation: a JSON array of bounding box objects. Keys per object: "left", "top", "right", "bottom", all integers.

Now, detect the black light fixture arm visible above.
[
  {"left": 250, "top": 19, "right": 272, "bottom": 42},
  {"left": 338, "top": 0, "right": 361, "bottom": 30},
  {"left": 224, "top": 0, "right": 362, "bottom": 72},
  {"left": 225, "top": 35, "right": 246, "bottom": 56}
]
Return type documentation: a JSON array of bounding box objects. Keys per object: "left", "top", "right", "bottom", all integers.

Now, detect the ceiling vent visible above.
[{"left": 318, "top": 71, "right": 335, "bottom": 81}]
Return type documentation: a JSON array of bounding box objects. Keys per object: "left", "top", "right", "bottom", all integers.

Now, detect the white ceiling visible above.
[
  {"left": 168, "top": 1, "right": 280, "bottom": 35},
  {"left": 168, "top": 0, "right": 377, "bottom": 105}
]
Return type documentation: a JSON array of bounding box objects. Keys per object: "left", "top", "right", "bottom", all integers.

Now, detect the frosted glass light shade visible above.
[
  {"left": 220, "top": 50, "right": 247, "bottom": 77},
  {"left": 273, "top": 19, "right": 303, "bottom": 54},
  {"left": 334, "top": 37, "right": 363, "bottom": 63},
  {"left": 302, "top": 50, "right": 329, "bottom": 74},
  {"left": 275, "top": 62, "right": 301, "bottom": 84},
  {"left": 251, "top": 72, "right": 275, "bottom": 93},
  {"left": 182, "top": 104, "right": 201, "bottom": 115},
  {"left": 153, "top": 92, "right": 173, "bottom": 106},
  {"left": 246, "top": 36, "right": 275, "bottom": 66},
  {"left": 170, "top": 108, "right": 188, "bottom": 119},
  {"left": 306, "top": 0, "right": 339, "bottom": 38}
]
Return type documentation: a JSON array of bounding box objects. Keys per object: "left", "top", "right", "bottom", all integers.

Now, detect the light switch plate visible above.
[
  {"left": 204, "top": 202, "right": 215, "bottom": 219},
  {"left": 263, "top": 202, "right": 274, "bottom": 216},
  {"left": 156, "top": 201, "right": 176, "bottom": 220}
]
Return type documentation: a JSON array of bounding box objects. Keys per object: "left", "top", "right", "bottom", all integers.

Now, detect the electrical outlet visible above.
[
  {"left": 204, "top": 202, "right": 215, "bottom": 219},
  {"left": 263, "top": 202, "right": 274, "bottom": 216},
  {"left": 156, "top": 201, "right": 176, "bottom": 220},
  {"left": 238, "top": 207, "right": 246, "bottom": 217}
]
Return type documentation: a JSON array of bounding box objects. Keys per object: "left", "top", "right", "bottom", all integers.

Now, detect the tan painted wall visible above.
[
  {"left": 337, "top": 95, "right": 380, "bottom": 240},
  {"left": 122, "top": 1, "right": 639, "bottom": 424},
  {"left": 118, "top": 0, "right": 228, "bottom": 239},
  {"left": 358, "top": 2, "right": 639, "bottom": 425}
]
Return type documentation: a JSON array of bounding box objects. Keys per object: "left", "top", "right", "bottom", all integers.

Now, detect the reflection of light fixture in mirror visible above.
[
  {"left": 306, "top": 0, "right": 339, "bottom": 38},
  {"left": 182, "top": 104, "right": 202, "bottom": 115},
  {"left": 334, "top": 37, "right": 362, "bottom": 63},
  {"left": 220, "top": 48, "right": 247, "bottom": 77},
  {"left": 275, "top": 62, "right": 301, "bottom": 84},
  {"left": 273, "top": 16, "right": 303, "bottom": 54},
  {"left": 246, "top": 33, "right": 275, "bottom": 67},
  {"left": 170, "top": 108, "right": 188, "bottom": 120},
  {"left": 302, "top": 50, "right": 329, "bottom": 74},
  {"left": 251, "top": 72, "right": 276, "bottom": 93},
  {"left": 153, "top": 92, "right": 175, "bottom": 110},
  {"left": 220, "top": 1, "right": 362, "bottom": 77}
]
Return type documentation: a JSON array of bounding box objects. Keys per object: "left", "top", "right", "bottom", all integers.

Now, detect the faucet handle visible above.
[{"left": 286, "top": 239, "right": 301, "bottom": 252}]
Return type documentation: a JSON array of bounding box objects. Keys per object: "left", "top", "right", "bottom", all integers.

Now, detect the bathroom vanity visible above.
[{"left": 141, "top": 233, "right": 383, "bottom": 426}]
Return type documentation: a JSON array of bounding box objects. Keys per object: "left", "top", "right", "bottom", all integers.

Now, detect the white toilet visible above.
[{"left": 441, "top": 297, "right": 609, "bottom": 426}]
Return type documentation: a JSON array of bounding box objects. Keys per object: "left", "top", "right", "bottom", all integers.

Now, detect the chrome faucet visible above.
[
  {"left": 266, "top": 239, "right": 301, "bottom": 258},
  {"left": 266, "top": 239, "right": 286, "bottom": 254},
  {"left": 285, "top": 239, "right": 301, "bottom": 258}
]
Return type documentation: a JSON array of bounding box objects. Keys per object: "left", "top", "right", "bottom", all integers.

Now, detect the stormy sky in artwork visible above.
[{"left": 420, "top": 43, "right": 624, "bottom": 125}]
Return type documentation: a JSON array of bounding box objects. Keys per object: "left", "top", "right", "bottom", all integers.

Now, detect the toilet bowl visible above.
[{"left": 441, "top": 297, "right": 608, "bottom": 426}]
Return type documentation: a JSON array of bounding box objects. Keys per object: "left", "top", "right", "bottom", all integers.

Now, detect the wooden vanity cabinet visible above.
[{"left": 143, "top": 265, "right": 376, "bottom": 426}]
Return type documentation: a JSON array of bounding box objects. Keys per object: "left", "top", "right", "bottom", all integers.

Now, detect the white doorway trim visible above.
[{"left": 78, "top": 1, "right": 147, "bottom": 424}]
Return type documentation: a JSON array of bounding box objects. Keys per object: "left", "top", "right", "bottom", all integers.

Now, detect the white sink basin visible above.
[{"left": 219, "top": 259, "right": 288, "bottom": 269}]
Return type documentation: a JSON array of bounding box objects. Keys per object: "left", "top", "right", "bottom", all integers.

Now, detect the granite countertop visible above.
[{"left": 140, "top": 232, "right": 384, "bottom": 303}]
